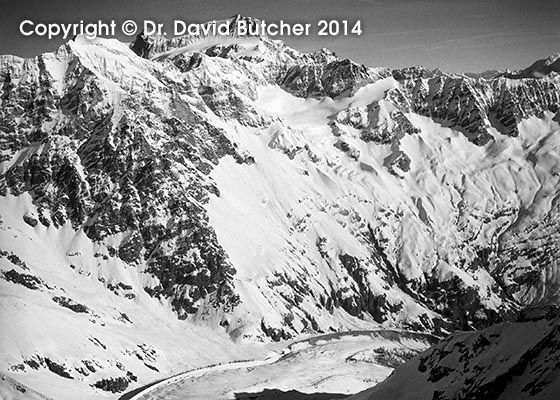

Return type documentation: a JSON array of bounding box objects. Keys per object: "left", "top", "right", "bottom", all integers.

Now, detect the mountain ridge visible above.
[{"left": 1, "top": 22, "right": 559, "bottom": 398}]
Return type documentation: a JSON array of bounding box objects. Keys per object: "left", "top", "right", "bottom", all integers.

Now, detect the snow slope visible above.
[
  {"left": 0, "top": 193, "right": 269, "bottom": 399},
  {"left": 348, "top": 307, "right": 560, "bottom": 400}
]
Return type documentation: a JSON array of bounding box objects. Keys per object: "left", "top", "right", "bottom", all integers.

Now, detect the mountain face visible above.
[
  {"left": 0, "top": 15, "right": 559, "bottom": 398},
  {"left": 503, "top": 53, "right": 560, "bottom": 79},
  {"left": 348, "top": 306, "right": 560, "bottom": 400},
  {"left": 465, "top": 53, "right": 560, "bottom": 80}
]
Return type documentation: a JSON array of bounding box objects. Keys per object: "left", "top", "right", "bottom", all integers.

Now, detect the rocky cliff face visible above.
[
  {"left": 0, "top": 39, "right": 244, "bottom": 320},
  {"left": 0, "top": 15, "right": 559, "bottom": 398}
]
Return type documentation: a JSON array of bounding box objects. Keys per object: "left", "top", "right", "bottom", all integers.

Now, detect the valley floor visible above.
[{"left": 119, "top": 330, "right": 435, "bottom": 400}]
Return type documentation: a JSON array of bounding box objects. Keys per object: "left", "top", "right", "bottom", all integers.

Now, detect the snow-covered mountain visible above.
[
  {"left": 503, "top": 53, "right": 560, "bottom": 79},
  {"left": 1, "top": 15, "right": 559, "bottom": 399},
  {"left": 348, "top": 306, "right": 560, "bottom": 400},
  {"left": 465, "top": 53, "right": 560, "bottom": 80}
]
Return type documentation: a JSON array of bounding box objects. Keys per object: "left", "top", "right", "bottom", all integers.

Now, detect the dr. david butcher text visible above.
[{"left": 174, "top": 19, "right": 312, "bottom": 37}]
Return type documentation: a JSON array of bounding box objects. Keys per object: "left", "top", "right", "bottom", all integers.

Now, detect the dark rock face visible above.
[
  {"left": 280, "top": 59, "right": 386, "bottom": 98},
  {"left": 334, "top": 67, "right": 559, "bottom": 149},
  {"left": 2, "top": 269, "right": 45, "bottom": 290},
  {"left": 489, "top": 78, "right": 560, "bottom": 135},
  {"left": 52, "top": 296, "right": 89, "bottom": 313},
  {"left": 392, "top": 66, "right": 439, "bottom": 82},
  {"left": 130, "top": 33, "right": 151, "bottom": 58},
  {"left": 260, "top": 319, "right": 292, "bottom": 342},
  {"left": 23, "top": 213, "right": 38, "bottom": 226},
  {"left": 0, "top": 44, "right": 243, "bottom": 319},
  {"left": 93, "top": 375, "right": 133, "bottom": 393},
  {"left": 0, "top": 251, "right": 29, "bottom": 270},
  {"left": 338, "top": 253, "right": 397, "bottom": 323},
  {"left": 408, "top": 76, "right": 495, "bottom": 145},
  {"left": 392, "top": 72, "right": 560, "bottom": 144},
  {"left": 44, "top": 358, "right": 73, "bottom": 379}
]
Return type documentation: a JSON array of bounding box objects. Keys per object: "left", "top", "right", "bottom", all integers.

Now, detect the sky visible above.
[{"left": 1, "top": 0, "right": 558, "bottom": 73}]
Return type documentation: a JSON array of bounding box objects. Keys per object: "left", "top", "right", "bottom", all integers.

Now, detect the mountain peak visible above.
[
  {"left": 130, "top": 15, "right": 266, "bottom": 60},
  {"left": 503, "top": 52, "right": 560, "bottom": 79}
]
